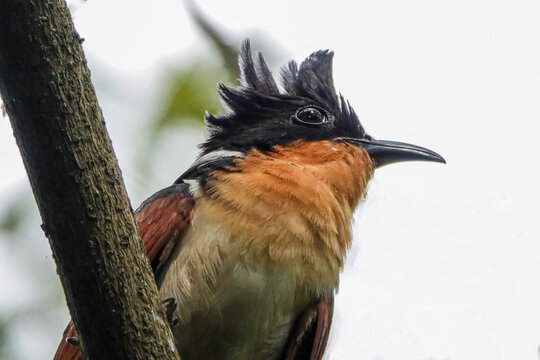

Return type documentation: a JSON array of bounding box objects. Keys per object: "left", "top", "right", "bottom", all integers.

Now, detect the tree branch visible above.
[{"left": 0, "top": 1, "right": 179, "bottom": 359}]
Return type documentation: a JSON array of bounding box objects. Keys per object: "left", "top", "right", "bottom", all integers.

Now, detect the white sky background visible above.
[{"left": 1, "top": 0, "right": 540, "bottom": 359}]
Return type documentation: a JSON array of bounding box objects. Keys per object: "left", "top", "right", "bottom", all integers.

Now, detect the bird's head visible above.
[{"left": 179, "top": 40, "right": 444, "bottom": 183}]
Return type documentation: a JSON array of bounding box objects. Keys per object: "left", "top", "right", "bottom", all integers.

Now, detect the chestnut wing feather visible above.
[
  {"left": 53, "top": 183, "right": 194, "bottom": 360},
  {"left": 284, "top": 297, "right": 335, "bottom": 360},
  {"left": 136, "top": 184, "right": 195, "bottom": 275}
]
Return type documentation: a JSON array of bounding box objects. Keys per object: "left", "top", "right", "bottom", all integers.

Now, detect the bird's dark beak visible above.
[{"left": 344, "top": 138, "right": 446, "bottom": 168}]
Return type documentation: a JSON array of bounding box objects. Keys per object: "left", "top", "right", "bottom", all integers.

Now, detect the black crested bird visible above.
[{"left": 55, "top": 40, "right": 445, "bottom": 360}]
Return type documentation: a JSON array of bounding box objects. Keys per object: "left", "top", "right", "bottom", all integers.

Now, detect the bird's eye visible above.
[{"left": 293, "top": 106, "right": 328, "bottom": 125}]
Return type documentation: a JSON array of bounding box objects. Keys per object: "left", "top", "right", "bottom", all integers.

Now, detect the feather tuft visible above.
[{"left": 201, "top": 39, "right": 367, "bottom": 153}]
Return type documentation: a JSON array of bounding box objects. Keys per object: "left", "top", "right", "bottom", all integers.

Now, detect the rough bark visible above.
[{"left": 0, "top": 1, "right": 180, "bottom": 359}]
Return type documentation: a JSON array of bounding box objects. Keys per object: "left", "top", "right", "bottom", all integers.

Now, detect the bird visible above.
[{"left": 54, "top": 40, "right": 445, "bottom": 360}]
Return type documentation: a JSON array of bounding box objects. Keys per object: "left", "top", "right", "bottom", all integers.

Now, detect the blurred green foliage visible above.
[
  {"left": 0, "top": 194, "right": 32, "bottom": 234},
  {"left": 154, "top": 62, "right": 229, "bottom": 130}
]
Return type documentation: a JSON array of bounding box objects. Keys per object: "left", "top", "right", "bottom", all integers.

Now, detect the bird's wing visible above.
[
  {"left": 135, "top": 183, "right": 195, "bottom": 275},
  {"left": 53, "top": 183, "right": 194, "bottom": 360},
  {"left": 284, "top": 297, "right": 335, "bottom": 360}
]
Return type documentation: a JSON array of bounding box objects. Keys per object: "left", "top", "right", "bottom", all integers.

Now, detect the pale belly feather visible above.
[
  {"left": 157, "top": 221, "right": 323, "bottom": 359},
  {"left": 168, "top": 256, "right": 311, "bottom": 360}
]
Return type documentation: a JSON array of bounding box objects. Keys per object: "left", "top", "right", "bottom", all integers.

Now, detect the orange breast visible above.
[{"left": 204, "top": 140, "right": 374, "bottom": 287}]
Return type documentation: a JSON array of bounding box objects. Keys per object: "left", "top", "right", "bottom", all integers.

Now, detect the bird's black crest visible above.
[{"left": 201, "top": 40, "right": 367, "bottom": 154}]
